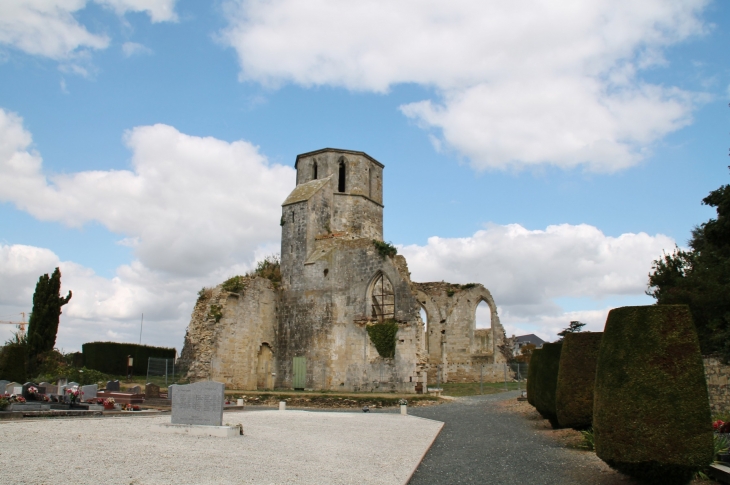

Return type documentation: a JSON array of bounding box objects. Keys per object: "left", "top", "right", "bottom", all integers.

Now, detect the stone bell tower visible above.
[{"left": 280, "top": 148, "right": 385, "bottom": 290}]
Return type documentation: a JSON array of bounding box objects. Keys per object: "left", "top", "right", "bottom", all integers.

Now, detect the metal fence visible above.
[
  {"left": 431, "top": 362, "right": 529, "bottom": 394},
  {"left": 146, "top": 357, "right": 188, "bottom": 388}
]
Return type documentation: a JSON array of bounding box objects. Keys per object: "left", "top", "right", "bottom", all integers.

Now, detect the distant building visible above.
[{"left": 513, "top": 334, "right": 545, "bottom": 356}]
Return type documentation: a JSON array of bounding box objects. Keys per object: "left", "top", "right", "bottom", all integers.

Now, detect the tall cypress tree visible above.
[{"left": 27, "top": 267, "right": 72, "bottom": 371}]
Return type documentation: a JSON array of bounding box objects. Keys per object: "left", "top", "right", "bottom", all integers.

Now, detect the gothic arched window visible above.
[{"left": 370, "top": 272, "right": 394, "bottom": 322}]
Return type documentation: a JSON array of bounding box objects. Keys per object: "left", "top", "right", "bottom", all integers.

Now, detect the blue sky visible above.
[{"left": 0, "top": 0, "right": 728, "bottom": 352}]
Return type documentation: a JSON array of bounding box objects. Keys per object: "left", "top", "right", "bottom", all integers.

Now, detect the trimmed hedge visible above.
[
  {"left": 0, "top": 342, "right": 27, "bottom": 383},
  {"left": 532, "top": 342, "right": 563, "bottom": 428},
  {"left": 82, "top": 342, "right": 176, "bottom": 375},
  {"left": 555, "top": 332, "right": 602, "bottom": 429},
  {"left": 526, "top": 348, "right": 542, "bottom": 407},
  {"left": 593, "top": 305, "right": 713, "bottom": 484}
]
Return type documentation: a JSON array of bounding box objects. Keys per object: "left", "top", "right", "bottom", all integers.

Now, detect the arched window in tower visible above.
[
  {"left": 312, "top": 161, "right": 318, "bottom": 180},
  {"left": 338, "top": 160, "right": 346, "bottom": 192},
  {"left": 369, "top": 272, "right": 395, "bottom": 322}
]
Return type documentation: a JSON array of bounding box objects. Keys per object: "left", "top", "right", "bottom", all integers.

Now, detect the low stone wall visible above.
[{"left": 704, "top": 356, "right": 730, "bottom": 416}]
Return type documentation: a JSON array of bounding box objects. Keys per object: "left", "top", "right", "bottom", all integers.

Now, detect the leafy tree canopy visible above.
[
  {"left": 647, "top": 167, "right": 730, "bottom": 359},
  {"left": 557, "top": 321, "right": 586, "bottom": 340}
]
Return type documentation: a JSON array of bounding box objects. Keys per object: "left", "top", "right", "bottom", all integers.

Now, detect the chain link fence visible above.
[{"left": 146, "top": 357, "right": 188, "bottom": 388}]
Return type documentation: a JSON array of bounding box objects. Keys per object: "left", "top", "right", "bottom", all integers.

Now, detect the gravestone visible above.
[
  {"left": 106, "top": 380, "right": 120, "bottom": 391},
  {"left": 6, "top": 382, "right": 21, "bottom": 395},
  {"left": 171, "top": 381, "right": 225, "bottom": 427},
  {"left": 57, "top": 378, "right": 68, "bottom": 388},
  {"left": 22, "top": 382, "right": 42, "bottom": 400},
  {"left": 145, "top": 383, "right": 160, "bottom": 399},
  {"left": 41, "top": 383, "right": 58, "bottom": 395},
  {"left": 81, "top": 384, "right": 98, "bottom": 400},
  {"left": 67, "top": 382, "right": 79, "bottom": 388},
  {"left": 0, "top": 380, "right": 9, "bottom": 393},
  {"left": 129, "top": 385, "right": 141, "bottom": 394}
]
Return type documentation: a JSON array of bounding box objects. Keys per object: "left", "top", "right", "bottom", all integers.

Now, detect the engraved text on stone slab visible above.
[{"left": 171, "top": 381, "right": 225, "bottom": 426}]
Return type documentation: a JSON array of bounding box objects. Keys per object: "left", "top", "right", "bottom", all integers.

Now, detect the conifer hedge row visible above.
[
  {"left": 593, "top": 305, "right": 712, "bottom": 484},
  {"left": 525, "top": 305, "right": 713, "bottom": 485},
  {"left": 82, "top": 342, "right": 176, "bottom": 375},
  {"left": 555, "top": 331, "right": 602, "bottom": 429},
  {"left": 531, "top": 342, "right": 562, "bottom": 427}
]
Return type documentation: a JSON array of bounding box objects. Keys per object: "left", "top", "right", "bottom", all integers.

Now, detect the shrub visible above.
[
  {"left": 247, "top": 254, "right": 282, "bottom": 288},
  {"left": 593, "top": 305, "right": 713, "bottom": 484},
  {"left": 526, "top": 348, "right": 542, "bottom": 407},
  {"left": 366, "top": 320, "right": 399, "bottom": 358},
  {"left": 82, "top": 342, "right": 176, "bottom": 375},
  {"left": 372, "top": 240, "right": 397, "bottom": 259},
  {"left": 0, "top": 338, "right": 27, "bottom": 383},
  {"left": 221, "top": 276, "right": 246, "bottom": 293},
  {"left": 532, "top": 342, "right": 563, "bottom": 428},
  {"left": 555, "top": 331, "right": 602, "bottom": 429}
]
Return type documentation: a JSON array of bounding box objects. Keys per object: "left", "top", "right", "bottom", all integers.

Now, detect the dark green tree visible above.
[
  {"left": 557, "top": 321, "right": 586, "bottom": 341},
  {"left": 26, "top": 267, "right": 72, "bottom": 371},
  {"left": 647, "top": 167, "right": 730, "bottom": 359}
]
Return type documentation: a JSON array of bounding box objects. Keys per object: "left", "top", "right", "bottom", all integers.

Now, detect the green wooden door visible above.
[{"left": 293, "top": 356, "right": 306, "bottom": 389}]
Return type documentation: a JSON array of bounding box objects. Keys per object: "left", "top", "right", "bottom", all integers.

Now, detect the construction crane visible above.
[{"left": 0, "top": 312, "right": 27, "bottom": 338}]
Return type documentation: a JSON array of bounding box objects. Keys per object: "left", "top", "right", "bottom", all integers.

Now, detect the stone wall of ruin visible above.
[
  {"left": 412, "top": 282, "right": 507, "bottom": 384},
  {"left": 179, "top": 276, "right": 278, "bottom": 389},
  {"left": 703, "top": 355, "right": 730, "bottom": 416}
]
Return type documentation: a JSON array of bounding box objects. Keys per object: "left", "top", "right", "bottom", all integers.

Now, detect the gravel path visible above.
[
  {"left": 407, "top": 392, "right": 638, "bottom": 485},
  {"left": 0, "top": 410, "right": 443, "bottom": 485}
]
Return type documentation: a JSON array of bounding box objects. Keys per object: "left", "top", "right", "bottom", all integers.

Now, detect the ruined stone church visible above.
[{"left": 180, "top": 148, "right": 507, "bottom": 393}]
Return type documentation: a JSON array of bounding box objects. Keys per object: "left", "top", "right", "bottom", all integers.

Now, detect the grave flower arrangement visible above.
[
  {"left": 103, "top": 398, "right": 115, "bottom": 409},
  {"left": 66, "top": 388, "right": 82, "bottom": 403},
  {"left": 398, "top": 399, "right": 408, "bottom": 406},
  {"left": 27, "top": 386, "right": 38, "bottom": 395},
  {"left": 9, "top": 395, "right": 26, "bottom": 403}
]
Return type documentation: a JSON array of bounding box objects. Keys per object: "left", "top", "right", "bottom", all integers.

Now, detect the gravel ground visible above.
[
  {"left": 0, "top": 410, "right": 443, "bottom": 485},
  {"left": 407, "top": 391, "right": 641, "bottom": 485}
]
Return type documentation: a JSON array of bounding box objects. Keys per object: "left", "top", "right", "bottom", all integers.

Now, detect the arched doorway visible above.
[{"left": 257, "top": 343, "right": 274, "bottom": 390}]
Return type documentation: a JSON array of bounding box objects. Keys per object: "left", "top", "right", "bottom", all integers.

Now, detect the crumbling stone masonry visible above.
[
  {"left": 703, "top": 356, "right": 730, "bottom": 415},
  {"left": 180, "top": 148, "right": 507, "bottom": 393}
]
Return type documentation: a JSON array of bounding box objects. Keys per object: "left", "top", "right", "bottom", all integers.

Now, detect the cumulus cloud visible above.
[
  {"left": 121, "top": 41, "right": 152, "bottom": 57},
  {"left": 96, "top": 0, "right": 178, "bottom": 23},
  {"left": 401, "top": 223, "right": 675, "bottom": 340},
  {"left": 0, "top": 243, "right": 245, "bottom": 351},
  {"left": 0, "top": 108, "right": 296, "bottom": 276},
  {"left": 0, "top": 0, "right": 177, "bottom": 60},
  {"left": 221, "top": 0, "right": 708, "bottom": 171}
]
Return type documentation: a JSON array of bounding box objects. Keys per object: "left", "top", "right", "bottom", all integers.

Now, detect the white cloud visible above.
[
  {"left": 221, "top": 0, "right": 708, "bottom": 171},
  {"left": 0, "top": 0, "right": 177, "bottom": 60},
  {"left": 0, "top": 0, "right": 109, "bottom": 59},
  {"left": 96, "top": 0, "right": 178, "bottom": 23},
  {"left": 0, "top": 243, "right": 233, "bottom": 351},
  {"left": 121, "top": 41, "right": 152, "bottom": 57},
  {"left": 0, "top": 108, "right": 296, "bottom": 277},
  {"left": 401, "top": 223, "right": 675, "bottom": 340}
]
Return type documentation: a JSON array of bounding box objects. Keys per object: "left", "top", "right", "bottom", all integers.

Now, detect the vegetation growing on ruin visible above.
[
  {"left": 366, "top": 320, "right": 399, "bottom": 358},
  {"left": 373, "top": 240, "right": 397, "bottom": 259},
  {"left": 246, "top": 254, "right": 282, "bottom": 288},
  {"left": 208, "top": 304, "right": 223, "bottom": 323},
  {"left": 221, "top": 275, "right": 247, "bottom": 293},
  {"left": 197, "top": 287, "right": 213, "bottom": 301},
  {"left": 460, "top": 283, "right": 478, "bottom": 290}
]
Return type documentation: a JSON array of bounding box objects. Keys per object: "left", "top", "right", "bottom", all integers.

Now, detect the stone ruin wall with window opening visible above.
[{"left": 180, "top": 148, "right": 508, "bottom": 393}]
